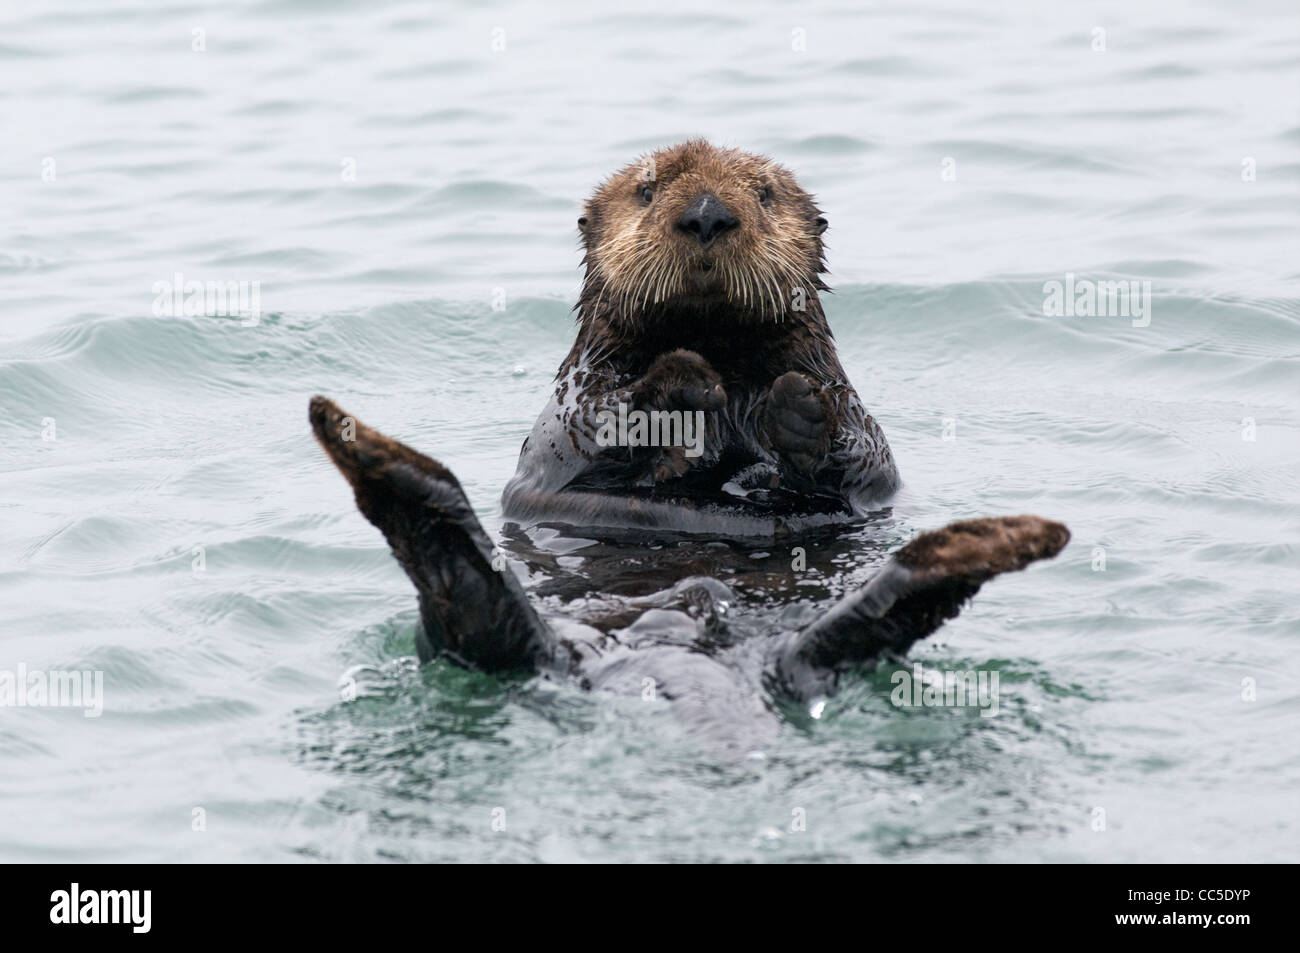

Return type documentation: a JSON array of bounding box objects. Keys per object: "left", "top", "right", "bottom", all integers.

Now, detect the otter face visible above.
[{"left": 579, "top": 140, "right": 828, "bottom": 321}]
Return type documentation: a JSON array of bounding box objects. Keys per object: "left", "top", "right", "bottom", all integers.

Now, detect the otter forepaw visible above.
[
  {"left": 764, "top": 371, "right": 832, "bottom": 474},
  {"left": 636, "top": 348, "right": 727, "bottom": 411}
]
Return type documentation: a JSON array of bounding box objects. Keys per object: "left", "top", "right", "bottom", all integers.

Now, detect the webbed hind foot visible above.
[
  {"left": 772, "top": 515, "right": 1069, "bottom": 699},
  {"left": 309, "top": 395, "right": 553, "bottom": 671}
]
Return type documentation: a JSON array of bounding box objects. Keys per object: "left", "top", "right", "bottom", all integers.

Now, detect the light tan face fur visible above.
[{"left": 578, "top": 140, "right": 827, "bottom": 320}]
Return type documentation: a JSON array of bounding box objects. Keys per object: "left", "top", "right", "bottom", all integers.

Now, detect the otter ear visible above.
[{"left": 814, "top": 216, "right": 828, "bottom": 235}]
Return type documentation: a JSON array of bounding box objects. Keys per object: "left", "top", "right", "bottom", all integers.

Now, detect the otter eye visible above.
[
  {"left": 758, "top": 186, "right": 772, "bottom": 204},
  {"left": 640, "top": 186, "right": 654, "bottom": 205}
]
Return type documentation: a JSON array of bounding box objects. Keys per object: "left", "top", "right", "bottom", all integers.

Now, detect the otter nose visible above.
[{"left": 677, "top": 193, "right": 738, "bottom": 245}]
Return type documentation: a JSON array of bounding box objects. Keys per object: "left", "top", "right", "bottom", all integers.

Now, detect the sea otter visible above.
[
  {"left": 501, "top": 139, "right": 897, "bottom": 535},
  {"left": 309, "top": 140, "right": 1068, "bottom": 755}
]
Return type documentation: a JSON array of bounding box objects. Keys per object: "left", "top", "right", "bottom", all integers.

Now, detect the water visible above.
[{"left": 2, "top": 0, "right": 1297, "bottom": 862}]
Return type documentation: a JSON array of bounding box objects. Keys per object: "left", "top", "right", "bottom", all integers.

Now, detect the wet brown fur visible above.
[
  {"left": 565, "top": 139, "right": 841, "bottom": 387},
  {"left": 302, "top": 143, "right": 1071, "bottom": 742},
  {"left": 497, "top": 140, "right": 899, "bottom": 529},
  {"left": 578, "top": 139, "right": 827, "bottom": 324},
  {"left": 896, "top": 516, "right": 1072, "bottom": 579}
]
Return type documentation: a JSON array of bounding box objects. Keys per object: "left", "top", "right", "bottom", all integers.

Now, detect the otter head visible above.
[{"left": 578, "top": 140, "right": 828, "bottom": 324}]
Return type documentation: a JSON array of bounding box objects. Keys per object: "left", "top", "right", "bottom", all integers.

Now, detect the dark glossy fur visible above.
[{"left": 310, "top": 141, "right": 1069, "bottom": 756}]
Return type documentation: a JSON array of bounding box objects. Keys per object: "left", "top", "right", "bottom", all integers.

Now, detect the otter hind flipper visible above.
[
  {"left": 772, "top": 515, "right": 1070, "bottom": 699},
  {"left": 309, "top": 395, "right": 554, "bottom": 672}
]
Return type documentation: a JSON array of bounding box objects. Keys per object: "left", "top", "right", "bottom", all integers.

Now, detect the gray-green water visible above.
[{"left": 2, "top": 0, "right": 1297, "bottom": 862}]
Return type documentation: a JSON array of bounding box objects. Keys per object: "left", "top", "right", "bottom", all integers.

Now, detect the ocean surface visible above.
[{"left": 2, "top": 0, "right": 1297, "bottom": 862}]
